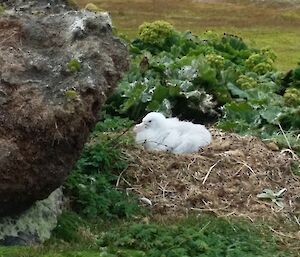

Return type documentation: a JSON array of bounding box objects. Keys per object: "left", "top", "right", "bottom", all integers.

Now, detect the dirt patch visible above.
[{"left": 122, "top": 129, "right": 300, "bottom": 223}]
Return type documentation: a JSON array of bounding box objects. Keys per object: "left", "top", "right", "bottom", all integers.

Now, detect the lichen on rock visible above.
[{"left": 0, "top": 188, "right": 63, "bottom": 245}]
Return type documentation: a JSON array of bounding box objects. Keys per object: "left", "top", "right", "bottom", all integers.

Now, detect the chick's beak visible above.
[{"left": 133, "top": 123, "right": 145, "bottom": 133}]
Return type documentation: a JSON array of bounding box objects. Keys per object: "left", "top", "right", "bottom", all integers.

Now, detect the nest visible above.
[{"left": 120, "top": 129, "right": 300, "bottom": 223}]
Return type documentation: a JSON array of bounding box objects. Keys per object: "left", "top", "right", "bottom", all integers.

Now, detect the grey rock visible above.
[
  {"left": 1, "top": 0, "right": 74, "bottom": 14},
  {"left": 0, "top": 188, "right": 64, "bottom": 245},
  {"left": 0, "top": 9, "right": 129, "bottom": 216}
]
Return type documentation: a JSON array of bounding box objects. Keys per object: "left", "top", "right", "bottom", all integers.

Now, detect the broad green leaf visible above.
[
  {"left": 274, "top": 188, "right": 287, "bottom": 197},
  {"left": 152, "top": 85, "right": 169, "bottom": 102},
  {"left": 260, "top": 106, "right": 282, "bottom": 124},
  {"left": 227, "top": 82, "right": 249, "bottom": 99},
  {"left": 147, "top": 100, "right": 160, "bottom": 111},
  {"left": 223, "top": 102, "right": 260, "bottom": 124},
  {"left": 122, "top": 83, "right": 146, "bottom": 111}
]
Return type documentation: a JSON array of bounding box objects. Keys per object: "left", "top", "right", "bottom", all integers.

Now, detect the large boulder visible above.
[{"left": 0, "top": 5, "right": 129, "bottom": 217}]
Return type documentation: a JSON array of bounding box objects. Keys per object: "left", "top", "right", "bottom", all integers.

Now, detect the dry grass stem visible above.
[{"left": 202, "top": 159, "right": 222, "bottom": 185}]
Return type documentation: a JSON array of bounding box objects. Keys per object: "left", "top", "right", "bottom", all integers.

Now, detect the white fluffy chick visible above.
[
  {"left": 133, "top": 112, "right": 212, "bottom": 154},
  {"left": 134, "top": 112, "right": 171, "bottom": 151}
]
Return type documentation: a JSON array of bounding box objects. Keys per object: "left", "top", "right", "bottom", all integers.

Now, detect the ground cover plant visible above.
[
  {"left": 0, "top": 215, "right": 293, "bottom": 257},
  {"left": 64, "top": 115, "right": 141, "bottom": 220}
]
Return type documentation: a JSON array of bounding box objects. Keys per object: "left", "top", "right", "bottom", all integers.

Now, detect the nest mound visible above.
[{"left": 123, "top": 129, "right": 300, "bottom": 222}]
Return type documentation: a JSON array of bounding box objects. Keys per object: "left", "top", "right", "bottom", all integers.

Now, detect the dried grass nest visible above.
[{"left": 120, "top": 129, "right": 300, "bottom": 223}]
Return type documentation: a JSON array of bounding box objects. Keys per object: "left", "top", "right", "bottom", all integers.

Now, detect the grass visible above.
[
  {"left": 75, "top": 0, "right": 300, "bottom": 71},
  {"left": 0, "top": 214, "right": 295, "bottom": 257}
]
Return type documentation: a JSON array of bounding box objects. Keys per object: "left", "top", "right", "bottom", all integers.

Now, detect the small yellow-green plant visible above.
[
  {"left": 283, "top": 87, "right": 300, "bottom": 106},
  {"left": 236, "top": 75, "right": 258, "bottom": 89},
  {"left": 65, "top": 89, "right": 79, "bottom": 100},
  {"left": 67, "top": 59, "right": 81, "bottom": 73},
  {"left": 0, "top": 4, "right": 5, "bottom": 14},
  {"left": 138, "top": 20, "right": 175, "bottom": 45},
  {"left": 206, "top": 53, "right": 225, "bottom": 68},
  {"left": 245, "top": 49, "right": 276, "bottom": 75}
]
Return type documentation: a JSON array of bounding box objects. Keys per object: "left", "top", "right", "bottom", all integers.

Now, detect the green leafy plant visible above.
[
  {"left": 103, "top": 23, "right": 300, "bottom": 153},
  {"left": 105, "top": 23, "right": 286, "bottom": 124},
  {"left": 257, "top": 188, "right": 287, "bottom": 208},
  {"left": 93, "top": 115, "right": 134, "bottom": 133},
  {"left": 65, "top": 142, "right": 142, "bottom": 219},
  {"left": 52, "top": 211, "right": 87, "bottom": 242},
  {"left": 64, "top": 116, "right": 142, "bottom": 219},
  {"left": 245, "top": 48, "right": 276, "bottom": 75},
  {"left": 282, "top": 64, "right": 300, "bottom": 89},
  {"left": 283, "top": 87, "right": 300, "bottom": 106},
  {"left": 138, "top": 20, "right": 176, "bottom": 46}
]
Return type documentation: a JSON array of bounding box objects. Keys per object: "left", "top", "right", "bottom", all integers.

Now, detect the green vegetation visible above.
[
  {"left": 64, "top": 116, "right": 142, "bottom": 219},
  {"left": 104, "top": 23, "right": 299, "bottom": 154},
  {"left": 0, "top": 4, "right": 5, "bottom": 14},
  {"left": 0, "top": 216, "right": 292, "bottom": 257},
  {"left": 67, "top": 59, "right": 81, "bottom": 73},
  {"left": 100, "top": 217, "right": 290, "bottom": 257},
  {"left": 138, "top": 20, "right": 176, "bottom": 46},
  {"left": 110, "top": 27, "right": 281, "bottom": 121},
  {"left": 65, "top": 90, "right": 79, "bottom": 100}
]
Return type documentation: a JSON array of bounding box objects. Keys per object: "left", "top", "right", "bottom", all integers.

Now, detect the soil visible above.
[{"left": 122, "top": 129, "right": 300, "bottom": 224}]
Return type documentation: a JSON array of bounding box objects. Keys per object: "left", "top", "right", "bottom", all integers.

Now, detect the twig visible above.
[
  {"left": 294, "top": 216, "right": 300, "bottom": 226},
  {"left": 116, "top": 167, "right": 128, "bottom": 187},
  {"left": 202, "top": 159, "right": 222, "bottom": 184},
  {"left": 219, "top": 211, "right": 236, "bottom": 217},
  {"left": 187, "top": 158, "right": 196, "bottom": 170},
  {"left": 280, "top": 149, "right": 299, "bottom": 160},
  {"left": 0, "top": 31, "right": 17, "bottom": 45},
  {"left": 278, "top": 122, "right": 292, "bottom": 149},
  {"left": 107, "top": 126, "right": 133, "bottom": 147},
  {"left": 191, "top": 202, "right": 232, "bottom": 213},
  {"left": 235, "top": 161, "right": 256, "bottom": 174},
  {"left": 122, "top": 177, "right": 132, "bottom": 187},
  {"left": 199, "top": 221, "right": 211, "bottom": 233},
  {"left": 269, "top": 227, "right": 298, "bottom": 240},
  {"left": 158, "top": 182, "right": 171, "bottom": 199}
]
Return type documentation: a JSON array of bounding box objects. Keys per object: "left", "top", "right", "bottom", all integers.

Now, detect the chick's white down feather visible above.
[{"left": 133, "top": 112, "right": 212, "bottom": 153}]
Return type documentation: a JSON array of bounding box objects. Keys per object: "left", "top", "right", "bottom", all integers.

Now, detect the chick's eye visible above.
[{"left": 148, "top": 120, "right": 152, "bottom": 123}]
